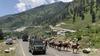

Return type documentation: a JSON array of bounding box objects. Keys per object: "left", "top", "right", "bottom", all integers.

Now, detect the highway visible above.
[{"left": 16, "top": 39, "right": 82, "bottom": 56}]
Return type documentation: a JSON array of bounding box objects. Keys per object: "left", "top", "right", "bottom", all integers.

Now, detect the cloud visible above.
[
  {"left": 29, "top": 0, "right": 45, "bottom": 8},
  {"left": 16, "top": 0, "right": 73, "bottom": 12},
  {"left": 16, "top": 0, "right": 45, "bottom": 12},
  {"left": 60, "top": 0, "right": 73, "bottom": 2},
  {"left": 16, "top": 2, "right": 26, "bottom": 12},
  {"left": 45, "top": 0, "right": 73, "bottom": 3}
]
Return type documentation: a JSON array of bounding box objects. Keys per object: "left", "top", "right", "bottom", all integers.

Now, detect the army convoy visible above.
[{"left": 22, "top": 35, "right": 47, "bottom": 54}]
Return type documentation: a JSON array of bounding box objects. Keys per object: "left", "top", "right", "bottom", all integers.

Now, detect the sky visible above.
[{"left": 0, "top": 0, "right": 73, "bottom": 17}]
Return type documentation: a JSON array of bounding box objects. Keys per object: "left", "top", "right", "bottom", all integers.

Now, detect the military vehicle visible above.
[
  {"left": 22, "top": 34, "right": 28, "bottom": 41},
  {"left": 29, "top": 37, "right": 46, "bottom": 54}
]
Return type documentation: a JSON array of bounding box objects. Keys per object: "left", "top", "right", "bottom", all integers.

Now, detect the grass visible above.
[
  {"left": 0, "top": 40, "right": 3, "bottom": 43},
  {"left": 57, "top": 6, "right": 100, "bottom": 48},
  {"left": 0, "top": 42, "right": 16, "bottom": 56}
]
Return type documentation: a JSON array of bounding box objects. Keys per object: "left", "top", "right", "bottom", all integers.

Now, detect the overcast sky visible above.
[{"left": 0, "top": 0, "right": 73, "bottom": 16}]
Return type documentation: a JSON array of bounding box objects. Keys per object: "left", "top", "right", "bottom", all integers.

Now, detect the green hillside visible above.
[
  {"left": 0, "top": 2, "right": 71, "bottom": 29},
  {"left": 60, "top": 0, "right": 100, "bottom": 48},
  {"left": 0, "top": 0, "right": 100, "bottom": 29}
]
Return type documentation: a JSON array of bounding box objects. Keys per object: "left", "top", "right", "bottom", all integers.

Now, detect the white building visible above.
[{"left": 49, "top": 25, "right": 76, "bottom": 36}]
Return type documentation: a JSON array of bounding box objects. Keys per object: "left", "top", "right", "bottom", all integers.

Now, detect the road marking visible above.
[{"left": 19, "top": 40, "right": 26, "bottom": 56}]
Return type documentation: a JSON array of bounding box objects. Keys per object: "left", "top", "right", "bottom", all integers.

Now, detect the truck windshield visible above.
[{"left": 34, "top": 41, "right": 44, "bottom": 45}]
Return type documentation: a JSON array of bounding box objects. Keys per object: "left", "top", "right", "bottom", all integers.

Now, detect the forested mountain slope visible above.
[
  {"left": 0, "top": 0, "right": 100, "bottom": 29},
  {"left": 0, "top": 2, "right": 71, "bottom": 29}
]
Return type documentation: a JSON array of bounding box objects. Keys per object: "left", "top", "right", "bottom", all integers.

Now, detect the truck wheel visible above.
[
  {"left": 32, "top": 50, "right": 35, "bottom": 55},
  {"left": 29, "top": 49, "right": 31, "bottom": 53},
  {"left": 28, "top": 47, "right": 31, "bottom": 52},
  {"left": 43, "top": 51, "right": 46, "bottom": 54}
]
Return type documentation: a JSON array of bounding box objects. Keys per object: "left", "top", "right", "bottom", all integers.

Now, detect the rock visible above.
[
  {"left": 9, "top": 47, "right": 16, "bottom": 51},
  {"left": 4, "top": 49, "right": 10, "bottom": 53},
  {"left": 91, "top": 48, "right": 98, "bottom": 52},
  {"left": 82, "top": 48, "right": 91, "bottom": 54}
]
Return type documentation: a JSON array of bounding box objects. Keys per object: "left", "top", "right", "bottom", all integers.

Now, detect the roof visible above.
[{"left": 49, "top": 25, "right": 76, "bottom": 33}]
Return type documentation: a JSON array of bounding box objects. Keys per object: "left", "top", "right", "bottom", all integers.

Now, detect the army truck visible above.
[
  {"left": 29, "top": 37, "right": 46, "bottom": 54},
  {"left": 22, "top": 34, "right": 28, "bottom": 41}
]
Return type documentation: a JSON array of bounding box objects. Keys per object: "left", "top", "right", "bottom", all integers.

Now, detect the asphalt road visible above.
[{"left": 17, "top": 39, "right": 82, "bottom": 56}]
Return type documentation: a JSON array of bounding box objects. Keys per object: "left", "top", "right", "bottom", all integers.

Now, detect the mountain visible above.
[
  {"left": 0, "top": 2, "right": 71, "bottom": 29},
  {"left": 0, "top": 0, "right": 100, "bottom": 30}
]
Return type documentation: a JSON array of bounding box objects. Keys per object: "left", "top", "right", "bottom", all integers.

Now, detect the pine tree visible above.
[
  {"left": 81, "top": 13, "right": 85, "bottom": 20},
  {"left": 0, "top": 29, "right": 3, "bottom": 40},
  {"left": 73, "top": 13, "right": 76, "bottom": 23},
  {"left": 92, "top": 11, "right": 96, "bottom": 23}
]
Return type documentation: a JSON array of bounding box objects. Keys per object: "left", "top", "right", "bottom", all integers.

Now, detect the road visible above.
[{"left": 16, "top": 39, "right": 82, "bottom": 56}]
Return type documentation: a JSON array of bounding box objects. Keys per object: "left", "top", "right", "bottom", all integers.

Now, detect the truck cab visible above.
[{"left": 29, "top": 38, "right": 46, "bottom": 54}]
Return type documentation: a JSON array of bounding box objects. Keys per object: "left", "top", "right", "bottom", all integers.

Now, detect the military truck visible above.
[
  {"left": 22, "top": 34, "right": 28, "bottom": 41},
  {"left": 29, "top": 37, "right": 46, "bottom": 54}
]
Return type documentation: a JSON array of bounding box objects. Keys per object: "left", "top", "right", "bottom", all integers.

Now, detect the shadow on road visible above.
[{"left": 30, "top": 52, "right": 47, "bottom": 55}]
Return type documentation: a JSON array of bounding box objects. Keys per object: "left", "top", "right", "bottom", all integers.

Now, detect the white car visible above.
[{"left": 5, "top": 38, "right": 13, "bottom": 45}]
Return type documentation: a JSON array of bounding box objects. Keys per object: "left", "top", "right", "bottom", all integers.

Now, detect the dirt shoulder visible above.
[{"left": 0, "top": 41, "right": 16, "bottom": 56}]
